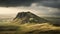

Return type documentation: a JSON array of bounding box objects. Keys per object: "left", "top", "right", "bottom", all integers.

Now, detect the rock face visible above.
[{"left": 14, "top": 12, "right": 48, "bottom": 24}]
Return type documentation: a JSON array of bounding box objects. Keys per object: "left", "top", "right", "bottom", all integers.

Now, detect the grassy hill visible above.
[{"left": 0, "top": 21, "right": 60, "bottom": 34}]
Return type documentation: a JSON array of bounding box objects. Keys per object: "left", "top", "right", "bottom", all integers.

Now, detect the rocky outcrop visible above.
[{"left": 14, "top": 12, "right": 49, "bottom": 24}]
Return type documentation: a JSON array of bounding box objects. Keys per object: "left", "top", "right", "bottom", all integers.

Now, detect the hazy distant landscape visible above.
[
  {"left": 0, "top": 0, "right": 60, "bottom": 34},
  {"left": 0, "top": 12, "right": 60, "bottom": 34}
]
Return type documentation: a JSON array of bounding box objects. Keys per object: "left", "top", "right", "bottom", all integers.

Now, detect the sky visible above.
[{"left": 0, "top": 0, "right": 60, "bottom": 17}]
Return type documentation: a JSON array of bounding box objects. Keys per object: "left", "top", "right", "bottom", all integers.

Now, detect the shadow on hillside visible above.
[{"left": 25, "top": 30, "right": 60, "bottom": 34}]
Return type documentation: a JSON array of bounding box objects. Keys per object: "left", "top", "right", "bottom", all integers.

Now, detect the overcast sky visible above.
[{"left": 0, "top": 0, "right": 60, "bottom": 17}]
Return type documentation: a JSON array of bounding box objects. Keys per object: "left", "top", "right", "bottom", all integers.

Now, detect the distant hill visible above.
[{"left": 13, "top": 12, "right": 49, "bottom": 24}]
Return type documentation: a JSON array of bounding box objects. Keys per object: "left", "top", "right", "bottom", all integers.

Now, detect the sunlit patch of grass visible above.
[
  {"left": 0, "top": 20, "right": 60, "bottom": 34},
  {"left": 19, "top": 23, "right": 60, "bottom": 32}
]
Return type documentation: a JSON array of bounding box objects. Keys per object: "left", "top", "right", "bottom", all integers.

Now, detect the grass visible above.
[
  {"left": 0, "top": 22, "right": 60, "bottom": 34},
  {"left": 0, "top": 19, "right": 60, "bottom": 34}
]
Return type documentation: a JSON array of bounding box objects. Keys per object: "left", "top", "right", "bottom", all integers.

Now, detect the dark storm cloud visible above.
[
  {"left": 0, "top": 0, "right": 40, "bottom": 7},
  {"left": 0, "top": 1, "right": 60, "bottom": 10},
  {"left": 0, "top": 0, "right": 60, "bottom": 8},
  {"left": 37, "top": 0, "right": 60, "bottom": 8}
]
